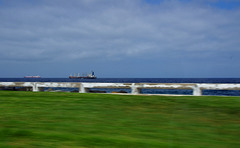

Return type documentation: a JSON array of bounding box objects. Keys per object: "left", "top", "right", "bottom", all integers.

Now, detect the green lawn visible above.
[{"left": 0, "top": 91, "right": 240, "bottom": 148}]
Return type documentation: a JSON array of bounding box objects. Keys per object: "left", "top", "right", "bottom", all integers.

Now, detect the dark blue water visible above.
[{"left": 1, "top": 78, "right": 240, "bottom": 96}]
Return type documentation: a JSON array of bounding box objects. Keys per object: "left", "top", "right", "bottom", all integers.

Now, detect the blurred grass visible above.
[{"left": 0, "top": 91, "right": 240, "bottom": 148}]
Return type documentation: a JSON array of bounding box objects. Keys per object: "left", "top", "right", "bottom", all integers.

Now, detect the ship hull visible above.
[
  {"left": 69, "top": 76, "right": 96, "bottom": 79},
  {"left": 24, "top": 76, "right": 41, "bottom": 78}
]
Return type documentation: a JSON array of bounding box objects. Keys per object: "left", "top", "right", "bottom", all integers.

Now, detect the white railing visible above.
[{"left": 1, "top": 82, "right": 240, "bottom": 96}]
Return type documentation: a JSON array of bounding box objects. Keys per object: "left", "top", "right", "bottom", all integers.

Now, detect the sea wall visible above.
[{"left": 1, "top": 82, "right": 240, "bottom": 96}]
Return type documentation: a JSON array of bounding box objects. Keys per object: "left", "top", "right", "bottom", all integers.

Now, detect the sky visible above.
[{"left": 0, "top": 0, "right": 240, "bottom": 78}]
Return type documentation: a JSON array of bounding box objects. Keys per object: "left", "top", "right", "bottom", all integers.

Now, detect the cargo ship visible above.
[
  {"left": 24, "top": 76, "right": 41, "bottom": 78},
  {"left": 69, "top": 71, "right": 96, "bottom": 79}
]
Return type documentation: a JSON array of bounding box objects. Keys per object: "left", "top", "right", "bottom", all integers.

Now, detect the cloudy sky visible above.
[{"left": 0, "top": 0, "right": 240, "bottom": 78}]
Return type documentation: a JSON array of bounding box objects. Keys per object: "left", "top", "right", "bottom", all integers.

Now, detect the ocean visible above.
[{"left": 1, "top": 78, "right": 240, "bottom": 96}]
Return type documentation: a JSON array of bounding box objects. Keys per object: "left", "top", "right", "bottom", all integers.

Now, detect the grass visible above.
[{"left": 0, "top": 91, "right": 240, "bottom": 148}]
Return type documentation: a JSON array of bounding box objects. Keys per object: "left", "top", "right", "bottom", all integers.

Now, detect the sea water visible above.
[{"left": 1, "top": 78, "right": 240, "bottom": 96}]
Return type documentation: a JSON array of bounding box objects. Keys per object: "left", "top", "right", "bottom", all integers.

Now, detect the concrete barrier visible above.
[{"left": 1, "top": 82, "right": 240, "bottom": 96}]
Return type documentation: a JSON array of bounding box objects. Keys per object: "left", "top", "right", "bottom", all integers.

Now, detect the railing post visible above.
[
  {"left": 131, "top": 83, "right": 140, "bottom": 94},
  {"left": 79, "top": 83, "right": 89, "bottom": 93},
  {"left": 32, "top": 82, "right": 39, "bottom": 92},
  {"left": 79, "top": 83, "right": 84, "bottom": 93},
  {"left": 193, "top": 84, "right": 202, "bottom": 96}
]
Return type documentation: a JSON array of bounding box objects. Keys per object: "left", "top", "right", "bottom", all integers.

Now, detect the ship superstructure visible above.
[{"left": 69, "top": 71, "right": 96, "bottom": 79}]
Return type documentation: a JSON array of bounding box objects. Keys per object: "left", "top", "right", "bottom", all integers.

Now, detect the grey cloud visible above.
[{"left": 0, "top": 0, "right": 240, "bottom": 62}]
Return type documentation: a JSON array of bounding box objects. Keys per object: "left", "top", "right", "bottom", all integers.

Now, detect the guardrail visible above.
[{"left": 1, "top": 82, "right": 240, "bottom": 96}]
